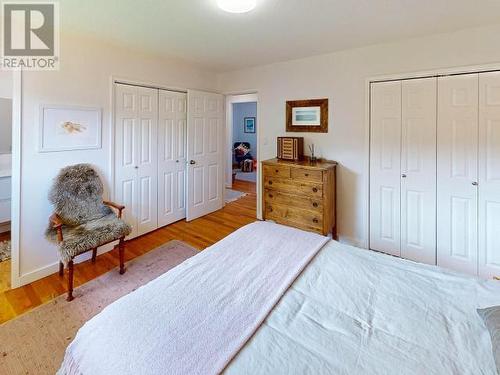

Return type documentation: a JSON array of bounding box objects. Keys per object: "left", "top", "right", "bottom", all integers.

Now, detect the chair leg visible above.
[
  {"left": 67, "top": 260, "right": 74, "bottom": 302},
  {"left": 91, "top": 248, "right": 97, "bottom": 263},
  {"left": 118, "top": 237, "right": 125, "bottom": 275},
  {"left": 58, "top": 261, "right": 64, "bottom": 276}
]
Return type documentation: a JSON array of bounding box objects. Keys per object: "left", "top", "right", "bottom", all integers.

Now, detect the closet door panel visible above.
[
  {"left": 401, "top": 78, "right": 437, "bottom": 265},
  {"left": 158, "top": 90, "right": 187, "bottom": 227},
  {"left": 437, "top": 74, "right": 478, "bottom": 275},
  {"left": 370, "top": 81, "right": 402, "bottom": 256},
  {"left": 136, "top": 87, "right": 159, "bottom": 236},
  {"left": 479, "top": 72, "right": 500, "bottom": 278},
  {"left": 115, "top": 84, "right": 140, "bottom": 238}
]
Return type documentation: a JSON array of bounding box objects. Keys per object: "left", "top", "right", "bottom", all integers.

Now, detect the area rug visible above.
[
  {"left": 0, "top": 240, "right": 10, "bottom": 262},
  {"left": 225, "top": 188, "right": 247, "bottom": 203},
  {"left": 235, "top": 171, "right": 256, "bottom": 183},
  {"left": 0, "top": 240, "right": 198, "bottom": 375}
]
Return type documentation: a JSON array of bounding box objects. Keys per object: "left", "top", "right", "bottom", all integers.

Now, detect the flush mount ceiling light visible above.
[{"left": 217, "top": 0, "right": 257, "bottom": 13}]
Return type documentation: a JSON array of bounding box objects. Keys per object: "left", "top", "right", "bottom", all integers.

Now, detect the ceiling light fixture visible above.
[{"left": 217, "top": 0, "right": 257, "bottom": 13}]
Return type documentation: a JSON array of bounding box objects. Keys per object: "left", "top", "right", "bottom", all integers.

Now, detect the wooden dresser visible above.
[{"left": 262, "top": 158, "right": 337, "bottom": 237}]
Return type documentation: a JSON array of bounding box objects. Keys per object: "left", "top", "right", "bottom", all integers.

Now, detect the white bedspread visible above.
[
  {"left": 225, "top": 240, "right": 500, "bottom": 374},
  {"left": 58, "top": 221, "right": 328, "bottom": 375}
]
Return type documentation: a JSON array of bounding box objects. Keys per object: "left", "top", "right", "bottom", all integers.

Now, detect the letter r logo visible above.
[{"left": 3, "top": 3, "right": 55, "bottom": 56}]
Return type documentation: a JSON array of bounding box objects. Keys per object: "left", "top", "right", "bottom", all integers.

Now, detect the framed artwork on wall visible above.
[
  {"left": 286, "top": 98, "right": 328, "bottom": 133},
  {"left": 244, "top": 117, "right": 256, "bottom": 133},
  {"left": 39, "top": 104, "right": 102, "bottom": 152}
]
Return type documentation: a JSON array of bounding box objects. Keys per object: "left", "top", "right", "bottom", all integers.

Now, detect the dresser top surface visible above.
[{"left": 262, "top": 158, "right": 337, "bottom": 170}]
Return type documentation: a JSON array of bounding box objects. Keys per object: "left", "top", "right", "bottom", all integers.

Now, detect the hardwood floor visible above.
[
  {"left": 0, "top": 180, "right": 256, "bottom": 324},
  {"left": 0, "top": 231, "right": 11, "bottom": 294}
]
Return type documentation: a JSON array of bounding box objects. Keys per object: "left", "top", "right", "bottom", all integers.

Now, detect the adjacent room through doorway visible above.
[
  {"left": 225, "top": 95, "right": 258, "bottom": 211},
  {"left": 232, "top": 102, "right": 257, "bottom": 183}
]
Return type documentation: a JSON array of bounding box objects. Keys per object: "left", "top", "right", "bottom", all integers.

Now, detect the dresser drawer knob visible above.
[
  {"left": 312, "top": 202, "right": 318, "bottom": 208},
  {"left": 269, "top": 194, "right": 274, "bottom": 198},
  {"left": 275, "top": 169, "right": 279, "bottom": 173},
  {"left": 305, "top": 173, "right": 309, "bottom": 177},
  {"left": 312, "top": 218, "right": 319, "bottom": 224},
  {"left": 268, "top": 180, "right": 273, "bottom": 185},
  {"left": 312, "top": 187, "right": 318, "bottom": 193}
]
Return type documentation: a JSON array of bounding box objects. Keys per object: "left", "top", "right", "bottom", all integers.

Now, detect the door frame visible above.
[
  {"left": 365, "top": 62, "right": 500, "bottom": 252},
  {"left": 8, "top": 69, "right": 23, "bottom": 289},
  {"left": 224, "top": 92, "right": 260, "bottom": 218}
]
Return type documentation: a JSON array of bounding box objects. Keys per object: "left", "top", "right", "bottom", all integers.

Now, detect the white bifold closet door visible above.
[
  {"left": 401, "top": 78, "right": 437, "bottom": 264},
  {"left": 370, "top": 78, "right": 437, "bottom": 263},
  {"left": 158, "top": 90, "right": 187, "bottom": 227},
  {"left": 186, "top": 90, "right": 224, "bottom": 221},
  {"left": 437, "top": 74, "right": 479, "bottom": 275},
  {"left": 478, "top": 72, "right": 500, "bottom": 278},
  {"left": 115, "top": 84, "right": 159, "bottom": 238},
  {"left": 370, "top": 81, "right": 402, "bottom": 256}
]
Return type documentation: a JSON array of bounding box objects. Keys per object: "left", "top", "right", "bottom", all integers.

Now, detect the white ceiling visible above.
[{"left": 62, "top": 0, "right": 500, "bottom": 72}]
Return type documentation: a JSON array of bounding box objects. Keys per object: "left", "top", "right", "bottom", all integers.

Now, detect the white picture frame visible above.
[
  {"left": 291, "top": 106, "right": 321, "bottom": 126},
  {"left": 39, "top": 104, "right": 102, "bottom": 152}
]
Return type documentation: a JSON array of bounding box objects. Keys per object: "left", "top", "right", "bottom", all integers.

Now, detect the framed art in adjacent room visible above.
[
  {"left": 39, "top": 105, "right": 102, "bottom": 152},
  {"left": 286, "top": 98, "right": 328, "bottom": 133},
  {"left": 244, "top": 117, "right": 256, "bottom": 133}
]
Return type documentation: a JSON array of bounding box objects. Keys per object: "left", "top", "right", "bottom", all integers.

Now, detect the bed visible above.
[{"left": 58, "top": 221, "right": 500, "bottom": 375}]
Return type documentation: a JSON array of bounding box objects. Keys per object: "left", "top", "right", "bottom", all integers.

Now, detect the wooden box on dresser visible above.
[{"left": 262, "top": 158, "right": 337, "bottom": 237}]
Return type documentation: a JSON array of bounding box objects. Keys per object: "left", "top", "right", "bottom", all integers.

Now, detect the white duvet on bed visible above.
[{"left": 225, "top": 240, "right": 500, "bottom": 374}]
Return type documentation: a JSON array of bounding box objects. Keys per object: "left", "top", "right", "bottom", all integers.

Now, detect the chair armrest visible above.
[
  {"left": 103, "top": 201, "right": 125, "bottom": 218},
  {"left": 50, "top": 213, "right": 64, "bottom": 242}
]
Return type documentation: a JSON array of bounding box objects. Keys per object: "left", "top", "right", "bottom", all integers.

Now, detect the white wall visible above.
[
  {"left": 0, "top": 98, "right": 12, "bottom": 154},
  {"left": 17, "top": 32, "right": 217, "bottom": 286},
  {"left": 217, "top": 23, "right": 500, "bottom": 246}
]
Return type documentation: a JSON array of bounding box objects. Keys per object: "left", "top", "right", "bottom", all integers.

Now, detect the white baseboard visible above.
[
  {"left": 338, "top": 235, "right": 367, "bottom": 249},
  {"left": 17, "top": 242, "right": 117, "bottom": 287}
]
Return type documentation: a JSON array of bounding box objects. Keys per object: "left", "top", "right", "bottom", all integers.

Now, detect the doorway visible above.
[
  {"left": 225, "top": 94, "right": 258, "bottom": 214},
  {"left": 0, "top": 70, "right": 13, "bottom": 292}
]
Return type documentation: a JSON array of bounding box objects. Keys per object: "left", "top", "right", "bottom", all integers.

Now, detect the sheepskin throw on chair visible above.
[{"left": 46, "top": 164, "right": 131, "bottom": 301}]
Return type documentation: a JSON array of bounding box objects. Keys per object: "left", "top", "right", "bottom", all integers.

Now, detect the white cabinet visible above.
[
  {"left": 370, "top": 78, "right": 437, "bottom": 264},
  {"left": 0, "top": 176, "right": 11, "bottom": 225}
]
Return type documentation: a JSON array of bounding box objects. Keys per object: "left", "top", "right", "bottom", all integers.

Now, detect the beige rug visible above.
[
  {"left": 0, "top": 240, "right": 11, "bottom": 262},
  {"left": 0, "top": 240, "right": 198, "bottom": 375}
]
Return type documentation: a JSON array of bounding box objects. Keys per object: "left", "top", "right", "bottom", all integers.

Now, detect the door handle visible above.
[
  {"left": 472, "top": 181, "right": 478, "bottom": 186},
  {"left": 189, "top": 160, "right": 196, "bottom": 165},
  {"left": 134, "top": 166, "right": 139, "bottom": 169},
  {"left": 401, "top": 174, "right": 407, "bottom": 178}
]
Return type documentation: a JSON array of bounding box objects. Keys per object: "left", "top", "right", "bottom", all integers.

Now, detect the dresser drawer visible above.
[
  {"left": 265, "top": 203, "right": 323, "bottom": 231},
  {"left": 264, "top": 189, "right": 323, "bottom": 212},
  {"left": 263, "top": 164, "right": 291, "bottom": 179},
  {"left": 264, "top": 177, "right": 323, "bottom": 198},
  {"left": 290, "top": 168, "right": 323, "bottom": 182}
]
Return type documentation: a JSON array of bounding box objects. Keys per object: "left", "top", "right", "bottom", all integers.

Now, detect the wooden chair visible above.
[{"left": 47, "top": 164, "right": 131, "bottom": 301}]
